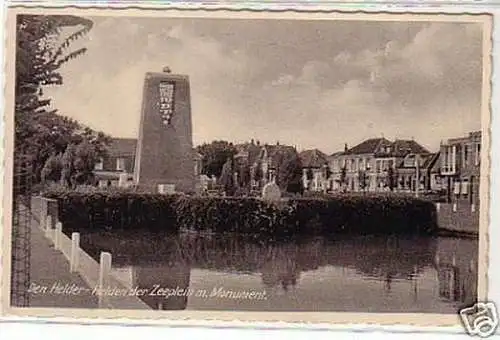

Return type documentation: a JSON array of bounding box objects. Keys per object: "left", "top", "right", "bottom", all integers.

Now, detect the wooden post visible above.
[
  {"left": 99, "top": 252, "right": 112, "bottom": 290},
  {"left": 45, "top": 215, "right": 52, "bottom": 239},
  {"left": 471, "top": 204, "right": 476, "bottom": 212},
  {"left": 54, "top": 221, "right": 62, "bottom": 251},
  {"left": 436, "top": 203, "right": 441, "bottom": 212},
  {"left": 70, "top": 232, "right": 80, "bottom": 273},
  {"left": 453, "top": 203, "right": 457, "bottom": 212}
]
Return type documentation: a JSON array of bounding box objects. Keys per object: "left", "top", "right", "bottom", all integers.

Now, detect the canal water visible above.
[{"left": 80, "top": 231, "right": 478, "bottom": 313}]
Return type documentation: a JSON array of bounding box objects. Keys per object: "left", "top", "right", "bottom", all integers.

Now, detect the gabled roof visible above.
[
  {"left": 422, "top": 152, "right": 440, "bottom": 169},
  {"left": 108, "top": 138, "right": 137, "bottom": 157},
  {"left": 344, "top": 138, "right": 392, "bottom": 155},
  {"left": 391, "top": 139, "right": 430, "bottom": 157},
  {"left": 299, "top": 149, "right": 329, "bottom": 168}
]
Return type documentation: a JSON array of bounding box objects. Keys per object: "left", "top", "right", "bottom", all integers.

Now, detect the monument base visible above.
[{"left": 135, "top": 178, "right": 195, "bottom": 194}]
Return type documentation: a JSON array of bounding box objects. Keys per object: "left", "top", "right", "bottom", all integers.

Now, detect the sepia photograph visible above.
[{"left": 1, "top": 7, "right": 492, "bottom": 325}]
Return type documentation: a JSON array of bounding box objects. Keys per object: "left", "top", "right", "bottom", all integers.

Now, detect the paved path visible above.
[{"left": 28, "top": 219, "right": 99, "bottom": 308}]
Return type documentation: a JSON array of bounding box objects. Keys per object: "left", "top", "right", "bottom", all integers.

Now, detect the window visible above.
[
  {"left": 475, "top": 143, "right": 481, "bottom": 166},
  {"left": 461, "top": 180, "right": 469, "bottom": 196},
  {"left": 442, "top": 145, "right": 457, "bottom": 174},
  {"left": 94, "top": 158, "right": 104, "bottom": 171},
  {"left": 454, "top": 180, "right": 461, "bottom": 195},
  {"left": 116, "top": 158, "right": 126, "bottom": 171},
  {"left": 360, "top": 158, "right": 366, "bottom": 171}
]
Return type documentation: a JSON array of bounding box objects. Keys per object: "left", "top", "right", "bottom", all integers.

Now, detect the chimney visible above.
[
  {"left": 256, "top": 140, "right": 260, "bottom": 146},
  {"left": 251, "top": 139, "right": 255, "bottom": 145},
  {"left": 344, "top": 143, "right": 348, "bottom": 152},
  {"left": 276, "top": 141, "right": 280, "bottom": 146}
]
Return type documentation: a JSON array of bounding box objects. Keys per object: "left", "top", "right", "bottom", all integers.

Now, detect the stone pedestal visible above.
[{"left": 133, "top": 71, "right": 195, "bottom": 193}]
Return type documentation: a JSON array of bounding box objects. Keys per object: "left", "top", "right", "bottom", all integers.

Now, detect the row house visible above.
[
  {"left": 440, "top": 131, "right": 481, "bottom": 204},
  {"left": 94, "top": 138, "right": 203, "bottom": 188},
  {"left": 328, "top": 137, "right": 438, "bottom": 193}
]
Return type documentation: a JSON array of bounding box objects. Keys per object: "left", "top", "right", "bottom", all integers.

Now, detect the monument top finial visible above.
[{"left": 163, "top": 66, "right": 172, "bottom": 73}]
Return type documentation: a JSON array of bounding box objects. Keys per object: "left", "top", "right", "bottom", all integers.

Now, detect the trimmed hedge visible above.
[{"left": 43, "top": 190, "right": 438, "bottom": 236}]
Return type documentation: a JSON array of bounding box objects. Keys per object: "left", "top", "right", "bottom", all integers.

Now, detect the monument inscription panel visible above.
[{"left": 133, "top": 71, "right": 195, "bottom": 193}]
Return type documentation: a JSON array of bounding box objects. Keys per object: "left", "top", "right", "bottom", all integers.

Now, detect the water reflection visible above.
[{"left": 81, "top": 232, "right": 477, "bottom": 313}]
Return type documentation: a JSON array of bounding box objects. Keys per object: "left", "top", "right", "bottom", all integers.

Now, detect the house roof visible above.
[
  {"left": 422, "top": 152, "right": 440, "bottom": 169},
  {"left": 107, "top": 138, "right": 137, "bottom": 157},
  {"left": 234, "top": 142, "right": 262, "bottom": 164},
  {"left": 330, "top": 151, "right": 344, "bottom": 157},
  {"left": 344, "top": 138, "right": 392, "bottom": 155},
  {"left": 390, "top": 139, "right": 430, "bottom": 157},
  {"left": 396, "top": 152, "right": 439, "bottom": 170},
  {"left": 262, "top": 144, "right": 297, "bottom": 168},
  {"left": 299, "top": 149, "right": 329, "bottom": 168}
]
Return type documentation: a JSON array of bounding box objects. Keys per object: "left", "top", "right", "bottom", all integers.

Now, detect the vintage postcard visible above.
[{"left": 0, "top": 6, "right": 493, "bottom": 330}]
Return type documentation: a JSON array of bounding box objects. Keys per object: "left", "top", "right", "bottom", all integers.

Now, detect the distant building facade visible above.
[
  {"left": 94, "top": 138, "right": 136, "bottom": 187},
  {"left": 233, "top": 140, "right": 299, "bottom": 191},
  {"left": 94, "top": 138, "right": 202, "bottom": 189},
  {"left": 299, "top": 149, "right": 331, "bottom": 192},
  {"left": 439, "top": 131, "right": 481, "bottom": 204},
  {"left": 327, "top": 137, "right": 440, "bottom": 194}
]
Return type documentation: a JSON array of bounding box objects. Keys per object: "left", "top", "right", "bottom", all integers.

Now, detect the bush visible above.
[
  {"left": 42, "top": 190, "right": 438, "bottom": 237},
  {"left": 43, "top": 190, "right": 180, "bottom": 233}
]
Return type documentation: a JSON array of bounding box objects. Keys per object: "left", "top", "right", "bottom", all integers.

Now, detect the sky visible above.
[{"left": 42, "top": 16, "right": 485, "bottom": 155}]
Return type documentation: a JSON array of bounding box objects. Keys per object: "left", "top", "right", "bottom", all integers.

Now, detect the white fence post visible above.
[
  {"left": 452, "top": 203, "right": 457, "bottom": 212},
  {"left": 70, "top": 232, "right": 80, "bottom": 273},
  {"left": 436, "top": 203, "right": 440, "bottom": 212},
  {"left": 40, "top": 198, "right": 48, "bottom": 231},
  {"left": 471, "top": 204, "right": 476, "bottom": 212},
  {"left": 99, "top": 252, "right": 112, "bottom": 289},
  {"left": 54, "top": 222, "right": 62, "bottom": 251},
  {"left": 45, "top": 215, "right": 52, "bottom": 239}
]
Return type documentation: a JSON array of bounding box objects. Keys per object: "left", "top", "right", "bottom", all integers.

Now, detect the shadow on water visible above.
[{"left": 79, "top": 229, "right": 478, "bottom": 313}]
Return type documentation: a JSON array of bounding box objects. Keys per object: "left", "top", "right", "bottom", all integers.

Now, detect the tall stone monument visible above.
[{"left": 133, "top": 68, "right": 195, "bottom": 193}]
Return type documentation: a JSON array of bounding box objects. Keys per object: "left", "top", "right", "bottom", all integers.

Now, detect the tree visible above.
[
  {"left": 15, "top": 15, "right": 98, "bottom": 182},
  {"left": 219, "top": 157, "right": 236, "bottom": 196},
  {"left": 59, "top": 141, "right": 100, "bottom": 188},
  {"left": 196, "top": 141, "right": 237, "bottom": 178},
  {"left": 40, "top": 153, "right": 63, "bottom": 183},
  {"left": 276, "top": 149, "right": 304, "bottom": 194},
  {"left": 16, "top": 15, "right": 93, "bottom": 114}
]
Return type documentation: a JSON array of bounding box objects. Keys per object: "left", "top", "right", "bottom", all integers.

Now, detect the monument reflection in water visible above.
[{"left": 80, "top": 232, "right": 477, "bottom": 313}]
